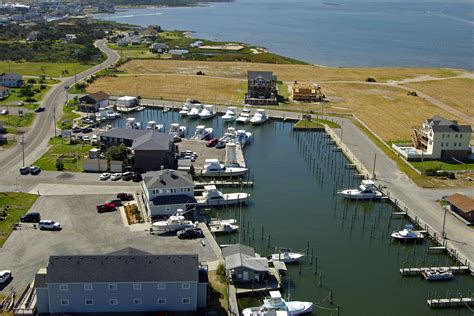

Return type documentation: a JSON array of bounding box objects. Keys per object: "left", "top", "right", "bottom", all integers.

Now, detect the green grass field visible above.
[
  {"left": 411, "top": 160, "right": 474, "bottom": 172},
  {"left": 0, "top": 192, "right": 38, "bottom": 247},
  {"left": 0, "top": 62, "right": 93, "bottom": 77},
  {"left": 0, "top": 85, "right": 51, "bottom": 105},
  {"left": 58, "top": 104, "right": 81, "bottom": 130},
  {"left": 34, "top": 137, "right": 93, "bottom": 172},
  {"left": 0, "top": 112, "right": 34, "bottom": 127}
]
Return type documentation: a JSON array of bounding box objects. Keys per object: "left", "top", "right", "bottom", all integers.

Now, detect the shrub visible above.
[
  {"left": 216, "top": 262, "right": 226, "bottom": 283},
  {"left": 366, "top": 77, "right": 377, "bottom": 82},
  {"left": 55, "top": 161, "right": 64, "bottom": 171}
]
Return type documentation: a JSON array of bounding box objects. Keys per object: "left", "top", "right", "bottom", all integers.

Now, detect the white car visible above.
[
  {"left": 110, "top": 173, "right": 122, "bottom": 181},
  {"left": 39, "top": 220, "right": 61, "bottom": 230},
  {"left": 0, "top": 109, "right": 8, "bottom": 115},
  {"left": 99, "top": 173, "right": 111, "bottom": 181},
  {"left": 0, "top": 270, "right": 11, "bottom": 284},
  {"left": 82, "top": 135, "right": 90, "bottom": 143}
]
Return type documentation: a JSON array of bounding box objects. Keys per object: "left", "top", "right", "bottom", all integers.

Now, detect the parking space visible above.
[
  {"left": 178, "top": 139, "right": 225, "bottom": 172},
  {"left": 0, "top": 194, "right": 219, "bottom": 293}
]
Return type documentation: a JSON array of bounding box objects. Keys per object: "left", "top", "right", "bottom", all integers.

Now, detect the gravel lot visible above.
[{"left": 0, "top": 194, "right": 218, "bottom": 293}]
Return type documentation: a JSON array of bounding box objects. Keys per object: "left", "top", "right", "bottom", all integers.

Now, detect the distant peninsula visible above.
[{"left": 110, "top": 0, "right": 232, "bottom": 6}]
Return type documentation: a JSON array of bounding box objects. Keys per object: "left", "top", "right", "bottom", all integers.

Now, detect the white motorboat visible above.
[
  {"left": 187, "top": 103, "right": 202, "bottom": 119},
  {"left": 201, "top": 159, "right": 248, "bottom": 177},
  {"left": 191, "top": 125, "right": 213, "bottom": 140},
  {"left": 146, "top": 121, "right": 157, "bottom": 130},
  {"left": 152, "top": 210, "right": 196, "bottom": 232},
  {"left": 196, "top": 185, "right": 249, "bottom": 207},
  {"left": 222, "top": 107, "right": 237, "bottom": 122},
  {"left": 199, "top": 104, "right": 216, "bottom": 120},
  {"left": 242, "top": 291, "right": 313, "bottom": 316},
  {"left": 270, "top": 249, "right": 305, "bottom": 263},
  {"left": 169, "top": 123, "right": 187, "bottom": 141},
  {"left": 236, "top": 107, "right": 252, "bottom": 124},
  {"left": 179, "top": 105, "right": 189, "bottom": 117},
  {"left": 250, "top": 109, "right": 268, "bottom": 125},
  {"left": 242, "top": 308, "right": 289, "bottom": 316},
  {"left": 208, "top": 218, "right": 239, "bottom": 233},
  {"left": 421, "top": 268, "right": 454, "bottom": 281},
  {"left": 125, "top": 117, "right": 140, "bottom": 129},
  {"left": 338, "top": 180, "right": 383, "bottom": 200},
  {"left": 234, "top": 129, "right": 253, "bottom": 145},
  {"left": 391, "top": 224, "right": 424, "bottom": 242}
]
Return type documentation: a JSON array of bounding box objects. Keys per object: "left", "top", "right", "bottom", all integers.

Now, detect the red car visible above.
[
  {"left": 206, "top": 138, "right": 219, "bottom": 147},
  {"left": 96, "top": 203, "right": 117, "bottom": 213}
]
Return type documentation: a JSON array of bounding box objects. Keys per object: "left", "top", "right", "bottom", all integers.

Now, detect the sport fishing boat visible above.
[
  {"left": 187, "top": 103, "right": 202, "bottom": 119},
  {"left": 222, "top": 107, "right": 237, "bottom": 122},
  {"left": 146, "top": 121, "right": 164, "bottom": 131},
  {"left": 270, "top": 248, "right": 305, "bottom": 263},
  {"left": 179, "top": 105, "right": 189, "bottom": 117},
  {"left": 338, "top": 180, "right": 383, "bottom": 200},
  {"left": 201, "top": 159, "right": 248, "bottom": 177},
  {"left": 199, "top": 104, "right": 216, "bottom": 120},
  {"left": 152, "top": 210, "right": 196, "bottom": 232},
  {"left": 125, "top": 117, "right": 141, "bottom": 129},
  {"left": 242, "top": 291, "right": 313, "bottom": 316},
  {"left": 196, "top": 185, "right": 249, "bottom": 207},
  {"left": 391, "top": 224, "right": 424, "bottom": 242},
  {"left": 421, "top": 268, "right": 454, "bottom": 281},
  {"left": 191, "top": 125, "right": 213, "bottom": 140},
  {"left": 169, "top": 123, "right": 187, "bottom": 141},
  {"left": 208, "top": 218, "right": 239, "bottom": 233},
  {"left": 250, "top": 109, "right": 268, "bottom": 125},
  {"left": 236, "top": 107, "right": 252, "bottom": 124}
]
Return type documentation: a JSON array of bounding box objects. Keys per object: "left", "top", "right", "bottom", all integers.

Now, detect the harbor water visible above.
[{"left": 106, "top": 109, "right": 473, "bottom": 315}]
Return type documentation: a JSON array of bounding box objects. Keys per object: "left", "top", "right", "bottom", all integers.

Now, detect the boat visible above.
[
  {"left": 146, "top": 121, "right": 157, "bottom": 130},
  {"left": 234, "top": 129, "right": 253, "bottom": 145},
  {"left": 222, "top": 107, "right": 237, "bottom": 122},
  {"left": 136, "top": 106, "right": 145, "bottom": 111},
  {"left": 236, "top": 107, "right": 252, "bottom": 124},
  {"left": 196, "top": 185, "right": 249, "bottom": 207},
  {"left": 242, "top": 291, "right": 313, "bottom": 316},
  {"left": 169, "top": 123, "right": 187, "bottom": 141},
  {"left": 421, "top": 268, "right": 454, "bottom": 281},
  {"left": 338, "top": 179, "right": 383, "bottom": 200},
  {"left": 191, "top": 125, "right": 213, "bottom": 140},
  {"left": 270, "top": 248, "right": 305, "bottom": 263},
  {"left": 96, "top": 108, "right": 119, "bottom": 121},
  {"left": 179, "top": 105, "right": 189, "bottom": 117},
  {"left": 242, "top": 308, "right": 289, "bottom": 316},
  {"left": 152, "top": 210, "right": 196, "bottom": 232},
  {"left": 250, "top": 109, "right": 268, "bottom": 125},
  {"left": 201, "top": 159, "right": 248, "bottom": 177},
  {"left": 125, "top": 117, "right": 141, "bottom": 129},
  {"left": 199, "top": 104, "right": 216, "bottom": 120},
  {"left": 162, "top": 107, "right": 170, "bottom": 113},
  {"left": 208, "top": 218, "right": 239, "bottom": 233},
  {"left": 391, "top": 224, "right": 424, "bottom": 242},
  {"left": 187, "top": 103, "right": 202, "bottom": 119}
]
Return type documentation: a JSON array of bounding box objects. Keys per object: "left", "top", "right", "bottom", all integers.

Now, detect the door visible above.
[{"left": 243, "top": 271, "right": 249, "bottom": 281}]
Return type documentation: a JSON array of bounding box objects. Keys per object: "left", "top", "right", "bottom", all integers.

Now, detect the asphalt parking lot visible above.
[
  {"left": 0, "top": 194, "right": 219, "bottom": 293},
  {"left": 179, "top": 139, "right": 225, "bottom": 172}
]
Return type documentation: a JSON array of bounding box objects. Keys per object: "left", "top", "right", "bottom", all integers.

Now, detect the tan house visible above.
[{"left": 292, "top": 82, "right": 323, "bottom": 102}]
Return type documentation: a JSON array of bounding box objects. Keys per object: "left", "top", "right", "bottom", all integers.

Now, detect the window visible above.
[
  {"left": 460, "top": 134, "right": 463, "bottom": 138},
  {"left": 133, "top": 284, "right": 142, "bottom": 291},
  {"left": 455, "top": 134, "right": 458, "bottom": 138},
  {"left": 182, "top": 298, "right": 191, "bottom": 304},
  {"left": 60, "top": 299, "right": 69, "bottom": 306},
  {"left": 442, "top": 134, "right": 445, "bottom": 138},
  {"left": 84, "top": 284, "right": 93, "bottom": 291},
  {"left": 59, "top": 285, "right": 68, "bottom": 291},
  {"left": 109, "top": 299, "right": 118, "bottom": 306},
  {"left": 108, "top": 284, "right": 117, "bottom": 291},
  {"left": 85, "top": 299, "right": 94, "bottom": 306},
  {"left": 182, "top": 283, "right": 191, "bottom": 289},
  {"left": 459, "top": 142, "right": 462, "bottom": 147},
  {"left": 133, "top": 298, "right": 142, "bottom": 305},
  {"left": 447, "top": 134, "right": 450, "bottom": 138},
  {"left": 158, "top": 298, "right": 166, "bottom": 305},
  {"left": 454, "top": 143, "right": 457, "bottom": 147},
  {"left": 441, "top": 142, "right": 444, "bottom": 147},
  {"left": 157, "top": 283, "right": 166, "bottom": 290}
]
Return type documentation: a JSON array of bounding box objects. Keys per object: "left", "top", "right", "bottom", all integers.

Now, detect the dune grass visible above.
[{"left": 0, "top": 61, "right": 92, "bottom": 77}]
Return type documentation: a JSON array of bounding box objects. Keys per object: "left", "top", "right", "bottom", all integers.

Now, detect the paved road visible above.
[{"left": 0, "top": 40, "right": 120, "bottom": 176}]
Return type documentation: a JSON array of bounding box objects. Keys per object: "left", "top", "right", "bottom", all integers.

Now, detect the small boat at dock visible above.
[
  {"left": 125, "top": 117, "right": 141, "bottom": 129},
  {"left": 270, "top": 248, "right": 305, "bottom": 263},
  {"left": 152, "top": 210, "right": 196, "bottom": 232},
  {"left": 191, "top": 125, "right": 213, "bottom": 140},
  {"left": 169, "top": 123, "right": 187, "bottom": 141},
  {"left": 236, "top": 107, "right": 251, "bottom": 124},
  {"left": 421, "top": 268, "right": 454, "bottom": 281},
  {"left": 187, "top": 103, "right": 202, "bottom": 119},
  {"left": 242, "top": 291, "right": 313, "bottom": 316},
  {"left": 338, "top": 179, "right": 383, "bottom": 200},
  {"left": 391, "top": 224, "right": 424, "bottom": 242},
  {"left": 222, "top": 107, "right": 237, "bottom": 122},
  {"left": 199, "top": 104, "right": 216, "bottom": 120},
  {"left": 250, "top": 109, "right": 268, "bottom": 125},
  {"left": 196, "top": 185, "right": 249, "bottom": 207},
  {"left": 201, "top": 159, "right": 248, "bottom": 177},
  {"left": 208, "top": 218, "right": 239, "bottom": 233}
]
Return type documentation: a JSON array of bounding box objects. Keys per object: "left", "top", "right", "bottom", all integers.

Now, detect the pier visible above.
[
  {"left": 427, "top": 297, "right": 473, "bottom": 309},
  {"left": 399, "top": 266, "right": 470, "bottom": 276}
]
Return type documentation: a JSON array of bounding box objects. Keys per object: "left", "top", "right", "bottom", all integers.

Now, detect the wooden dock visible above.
[
  {"left": 195, "top": 180, "right": 254, "bottom": 188},
  {"left": 400, "top": 266, "right": 470, "bottom": 276},
  {"left": 427, "top": 297, "right": 473, "bottom": 309}
]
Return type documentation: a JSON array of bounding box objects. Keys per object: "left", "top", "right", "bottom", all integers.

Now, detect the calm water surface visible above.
[
  {"left": 104, "top": 109, "right": 473, "bottom": 315},
  {"left": 95, "top": 0, "right": 474, "bottom": 69}
]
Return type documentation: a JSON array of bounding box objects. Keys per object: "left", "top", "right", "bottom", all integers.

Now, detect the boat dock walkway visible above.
[
  {"left": 198, "top": 223, "right": 223, "bottom": 261},
  {"left": 400, "top": 266, "right": 470, "bottom": 276},
  {"left": 195, "top": 180, "right": 254, "bottom": 188},
  {"left": 234, "top": 267, "right": 282, "bottom": 296},
  {"left": 427, "top": 297, "right": 473, "bottom": 309}
]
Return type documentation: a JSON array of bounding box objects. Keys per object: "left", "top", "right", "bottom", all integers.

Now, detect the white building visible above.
[
  {"left": 141, "top": 169, "right": 196, "bottom": 219},
  {"left": 393, "top": 115, "right": 472, "bottom": 161}
]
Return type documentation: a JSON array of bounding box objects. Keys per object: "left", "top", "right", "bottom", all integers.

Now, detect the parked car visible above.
[
  {"left": 72, "top": 126, "right": 82, "bottom": 133},
  {"left": 106, "top": 199, "right": 122, "bottom": 207},
  {"left": 20, "top": 212, "right": 41, "bottom": 223},
  {"left": 177, "top": 227, "right": 204, "bottom": 239},
  {"left": 38, "top": 220, "right": 61, "bottom": 231},
  {"left": 0, "top": 270, "right": 12, "bottom": 284},
  {"left": 96, "top": 203, "right": 117, "bottom": 213},
  {"left": 19, "top": 166, "right": 30, "bottom": 175},
  {"left": 122, "top": 171, "right": 133, "bottom": 181},
  {"left": 132, "top": 172, "right": 143, "bottom": 182},
  {"left": 30, "top": 165, "right": 41, "bottom": 175},
  {"left": 206, "top": 138, "right": 219, "bottom": 147},
  {"left": 99, "top": 173, "right": 111, "bottom": 181},
  {"left": 82, "top": 135, "right": 90, "bottom": 143},
  {"left": 34, "top": 107, "right": 45, "bottom": 113},
  {"left": 0, "top": 109, "right": 8, "bottom": 115},
  {"left": 81, "top": 127, "right": 93, "bottom": 133},
  {"left": 117, "top": 193, "right": 134, "bottom": 201},
  {"left": 110, "top": 173, "right": 122, "bottom": 181},
  {"left": 17, "top": 101, "right": 24, "bottom": 106}
]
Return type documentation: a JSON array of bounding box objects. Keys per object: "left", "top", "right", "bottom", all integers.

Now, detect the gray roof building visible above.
[
  {"left": 144, "top": 169, "right": 194, "bottom": 190},
  {"left": 426, "top": 115, "right": 472, "bottom": 133},
  {"left": 223, "top": 244, "right": 269, "bottom": 272}
]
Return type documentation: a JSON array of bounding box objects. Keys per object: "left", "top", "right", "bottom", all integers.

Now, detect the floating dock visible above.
[
  {"left": 399, "top": 266, "right": 470, "bottom": 276},
  {"left": 427, "top": 297, "right": 473, "bottom": 309}
]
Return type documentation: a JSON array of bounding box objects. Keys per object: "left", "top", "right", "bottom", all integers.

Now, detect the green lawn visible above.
[
  {"left": 0, "top": 61, "right": 93, "bottom": 77},
  {"left": 0, "top": 85, "right": 51, "bottom": 105},
  {"left": 0, "top": 112, "right": 35, "bottom": 127},
  {"left": 411, "top": 160, "right": 474, "bottom": 172},
  {"left": 34, "top": 137, "right": 93, "bottom": 172},
  {"left": 0, "top": 192, "right": 38, "bottom": 247},
  {"left": 57, "top": 104, "right": 81, "bottom": 130},
  {"left": 294, "top": 118, "right": 340, "bottom": 129}
]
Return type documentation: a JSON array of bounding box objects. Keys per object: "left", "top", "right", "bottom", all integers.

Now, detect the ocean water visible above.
[{"left": 95, "top": 0, "right": 474, "bottom": 69}]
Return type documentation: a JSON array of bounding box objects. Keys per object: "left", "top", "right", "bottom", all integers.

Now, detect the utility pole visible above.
[
  {"left": 53, "top": 108, "right": 57, "bottom": 138},
  {"left": 340, "top": 121, "right": 344, "bottom": 142},
  {"left": 21, "top": 135, "right": 25, "bottom": 167},
  {"left": 372, "top": 153, "right": 377, "bottom": 179},
  {"left": 442, "top": 205, "right": 448, "bottom": 239}
]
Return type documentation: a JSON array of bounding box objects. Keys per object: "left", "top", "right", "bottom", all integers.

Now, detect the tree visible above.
[
  {"left": 20, "top": 84, "right": 35, "bottom": 98},
  {"left": 105, "top": 144, "right": 130, "bottom": 162}
]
